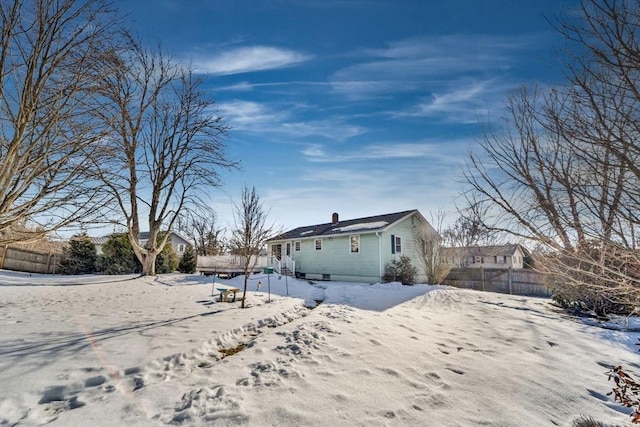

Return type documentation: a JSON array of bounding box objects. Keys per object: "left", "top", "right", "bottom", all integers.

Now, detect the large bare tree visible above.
[
  {"left": 93, "top": 35, "right": 235, "bottom": 275},
  {"left": 229, "top": 186, "right": 275, "bottom": 308},
  {"left": 0, "top": 0, "right": 118, "bottom": 245},
  {"left": 463, "top": 0, "right": 639, "bottom": 315}
]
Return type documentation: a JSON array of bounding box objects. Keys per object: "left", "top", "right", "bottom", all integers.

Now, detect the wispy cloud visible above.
[
  {"left": 280, "top": 121, "right": 366, "bottom": 140},
  {"left": 392, "top": 78, "right": 513, "bottom": 123},
  {"left": 218, "top": 100, "right": 290, "bottom": 126},
  {"left": 216, "top": 80, "right": 332, "bottom": 92},
  {"left": 194, "top": 46, "right": 311, "bottom": 75},
  {"left": 219, "top": 100, "right": 366, "bottom": 141},
  {"left": 302, "top": 140, "right": 465, "bottom": 163},
  {"left": 330, "top": 34, "right": 544, "bottom": 99}
]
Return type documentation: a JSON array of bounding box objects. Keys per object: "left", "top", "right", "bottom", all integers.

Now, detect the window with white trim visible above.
[
  {"left": 350, "top": 235, "right": 360, "bottom": 253},
  {"left": 178, "top": 244, "right": 185, "bottom": 253},
  {"left": 395, "top": 236, "right": 402, "bottom": 253},
  {"left": 294, "top": 241, "right": 301, "bottom": 251},
  {"left": 315, "top": 238, "right": 322, "bottom": 251}
]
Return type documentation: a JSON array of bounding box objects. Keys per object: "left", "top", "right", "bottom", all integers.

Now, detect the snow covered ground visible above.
[{"left": 0, "top": 270, "right": 637, "bottom": 426}]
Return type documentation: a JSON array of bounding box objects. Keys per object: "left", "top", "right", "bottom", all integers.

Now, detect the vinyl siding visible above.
[{"left": 291, "top": 233, "right": 380, "bottom": 280}]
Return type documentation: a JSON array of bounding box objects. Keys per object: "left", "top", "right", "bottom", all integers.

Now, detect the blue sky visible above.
[{"left": 116, "top": 0, "right": 579, "bottom": 232}]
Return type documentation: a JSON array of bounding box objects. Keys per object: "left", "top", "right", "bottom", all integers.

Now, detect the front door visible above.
[
  {"left": 286, "top": 242, "right": 291, "bottom": 257},
  {"left": 272, "top": 244, "right": 282, "bottom": 260}
]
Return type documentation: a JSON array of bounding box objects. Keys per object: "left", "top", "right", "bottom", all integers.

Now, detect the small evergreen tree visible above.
[
  {"left": 58, "top": 233, "right": 97, "bottom": 274},
  {"left": 383, "top": 255, "right": 417, "bottom": 285},
  {"left": 99, "top": 234, "right": 141, "bottom": 275},
  {"left": 155, "top": 239, "right": 178, "bottom": 274},
  {"left": 178, "top": 245, "right": 197, "bottom": 273}
]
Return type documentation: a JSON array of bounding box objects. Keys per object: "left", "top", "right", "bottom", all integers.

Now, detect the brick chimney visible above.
[{"left": 332, "top": 212, "right": 339, "bottom": 224}]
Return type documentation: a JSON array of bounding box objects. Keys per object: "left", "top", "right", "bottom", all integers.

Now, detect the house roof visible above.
[
  {"left": 136, "top": 231, "right": 188, "bottom": 241},
  {"left": 89, "top": 236, "right": 110, "bottom": 245},
  {"left": 269, "top": 210, "right": 420, "bottom": 241},
  {"left": 442, "top": 244, "right": 524, "bottom": 258},
  {"left": 90, "top": 231, "right": 190, "bottom": 244}
]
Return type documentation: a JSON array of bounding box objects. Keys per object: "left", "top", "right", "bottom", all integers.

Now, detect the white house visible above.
[
  {"left": 266, "top": 210, "right": 437, "bottom": 283},
  {"left": 442, "top": 244, "right": 527, "bottom": 269}
]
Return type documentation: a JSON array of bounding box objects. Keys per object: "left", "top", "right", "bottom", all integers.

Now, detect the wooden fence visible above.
[
  {"left": 0, "top": 245, "right": 60, "bottom": 274},
  {"left": 442, "top": 267, "right": 552, "bottom": 297}
]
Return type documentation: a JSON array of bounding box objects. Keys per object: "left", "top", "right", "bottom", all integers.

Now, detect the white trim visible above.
[
  {"left": 349, "top": 235, "right": 360, "bottom": 254},
  {"left": 395, "top": 236, "right": 402, "bottom": 253},
  {"left": 314, "top": 238, "right": 323, "bottom": 251}
]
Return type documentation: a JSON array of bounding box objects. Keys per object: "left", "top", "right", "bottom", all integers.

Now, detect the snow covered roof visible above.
[
  {"left": 442, "top": 244, "right": 525, "bottom": 258},
  {"left": 269, "top": 210, "right": 419, "bottom": 241}
]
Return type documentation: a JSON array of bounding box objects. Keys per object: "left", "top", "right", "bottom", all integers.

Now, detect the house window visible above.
[
  {"left": 496, "top": 256, "right": 505, "bottom": 264},
  {"left": 350, "top": 235, "right": 360, "bottom": 253},
  {"left": 475, "top": 256, "right": 482, "bottom": 264},
  {"left": 315, "top": 238, "right": 322, "bottom": 251},
  {"left": 294, "top": 241, "right": 301, "bottom": 251},
  {"left": 395, "top": 236, "right": 402, "bottom": 253},
  {"left": 178, "top": 244, "right": 185, "bottom": 253}
]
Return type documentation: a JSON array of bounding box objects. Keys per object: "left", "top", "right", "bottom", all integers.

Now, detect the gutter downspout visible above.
[{"left": 376, "top": 232, "right": 382, "bottom": 283}]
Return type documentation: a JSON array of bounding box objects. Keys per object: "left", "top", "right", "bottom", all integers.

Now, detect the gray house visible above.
[
  {"left": 267, "top": 210, "right": 437, "bottom": 283},
  {"left": 91, "top": 231, "right": 191, "bottom": 258}
]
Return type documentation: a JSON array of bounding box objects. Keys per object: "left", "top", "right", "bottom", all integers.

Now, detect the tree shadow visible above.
[{"left": 0, "top": 309, "right": 223, "bottom": 366}]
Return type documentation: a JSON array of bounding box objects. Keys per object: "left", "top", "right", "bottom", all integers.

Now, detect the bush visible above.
[
  {"left": 98, "top": 233, "right": 141, "bottom": 275},
  {"left": 546, "top": 241, "right": 639, "bottom": 317},
  {"left": 383, "top": 255, "right": 417, "bottom": 285},
  {"left": 58, "top": 233, "right": 97, "bottom": 274},
  {"left": 178, "top": 245, "right": 197, "bottom": 273},
  {"left": 607, "top": 363, "right": 640, "bottom": 424}
]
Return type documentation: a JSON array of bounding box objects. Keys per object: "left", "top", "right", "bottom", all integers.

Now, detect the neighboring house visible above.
[
  {"left": 89, "top": 236, "right": 111, "bottom": 256},
  {"left": 267, "top": 210, "right": 437, "bottom": 283},
  {"left": 442, "top": 244, "right": 526, "bottom": 269},
  {"left": 91, "top": 231, "right": 191, "bottom": 258}
]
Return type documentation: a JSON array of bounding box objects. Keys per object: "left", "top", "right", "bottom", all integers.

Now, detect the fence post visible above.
[
  {"left": 0, "top": 245, "right": 7, "bottom": 269},
  {"left": 481, "top": 266, "right": 485, "bottom": 292},
  {"left": 508, "top": 267, "right": 513, "bottom": 294}
]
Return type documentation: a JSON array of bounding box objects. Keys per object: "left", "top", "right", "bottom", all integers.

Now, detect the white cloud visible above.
[
  {"left": 301, "top": 141, "right": 459, "bottom": 163},
  {"left": 280, "top": 121, "right": 366, "bottom": 140},
  {"left": 219, "top": 100, "right": 366, "bottom": 141},
  {"left": 218, "top": 100, "right": 290, "bottom": 127},
  {"left": 194, "top": 46, "right": 311, "bottom": 75}
]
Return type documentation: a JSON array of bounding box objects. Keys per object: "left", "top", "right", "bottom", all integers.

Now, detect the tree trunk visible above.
[
  {"left": 141, "top": 250, "right": 157, "bottom": 276},
  {"left": 241, "top": 272, "right": 248, "bottom": 308}
]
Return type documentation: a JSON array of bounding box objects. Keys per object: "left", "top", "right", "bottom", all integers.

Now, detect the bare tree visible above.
[
  {"left": 229, "top": 186, "right": 275, "bottom": 308},
  {"left": 462, "top": 0, "right": 639, "bottom": 315},
  {"left": 0, "top": 0, "right": 118, "bottom": 245},
  {"left": 178, "top": 209, "right": 226, "bottom": 256},
  {"left": 442, "top": 203, "right": 495, "bottom": 248},
  {"left": 414, "top": 210, "right": 450, "bottom": 285},
  {"left": 93, "top": 35, "right": 235, "bottom": 275}
]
